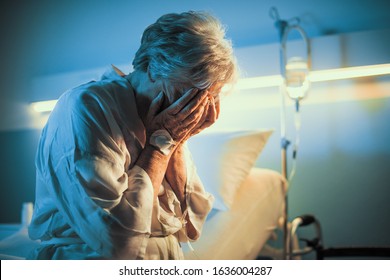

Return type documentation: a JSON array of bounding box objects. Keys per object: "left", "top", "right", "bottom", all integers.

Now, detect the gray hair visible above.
[{"left": 132, "top": 11, "right": 237, "bottom": 92}]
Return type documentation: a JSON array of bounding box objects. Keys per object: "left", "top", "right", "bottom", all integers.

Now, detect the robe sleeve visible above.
[
  {"left": 39, "top": 90, "right": 154, "bottom": 259},
  {"left": 176, "top": 144, "right": 214, "bottom": 242}
]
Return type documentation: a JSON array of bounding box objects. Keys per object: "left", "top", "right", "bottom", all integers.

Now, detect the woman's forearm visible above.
[
  {"left": 135, "top": 144, "right": 171, "bottom": 196},
  {"left": 136, "top": 142, "right": 197, "bottom": 239},
  {"left": 165, "top": 143, "right": 187, "bottom": 205},
  {"left": 165, "top": 144, "right": 197, "bottom": 239}
]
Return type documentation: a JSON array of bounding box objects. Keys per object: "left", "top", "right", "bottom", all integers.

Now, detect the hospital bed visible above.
[
  {"left": 183, "top": 167, "right": 286, "bottom": 259},
  {"left": 0, "top": 130, "right": 287, "bottom": 260}
]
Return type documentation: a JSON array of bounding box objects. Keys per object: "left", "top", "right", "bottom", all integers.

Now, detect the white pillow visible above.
[{"left": 187, "top": 130, "right": 273, "bottom": 210}]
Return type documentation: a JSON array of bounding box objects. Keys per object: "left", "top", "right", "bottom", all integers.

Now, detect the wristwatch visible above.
[{"left": 149, "top": 129, "right": 176, "bottom": 155}]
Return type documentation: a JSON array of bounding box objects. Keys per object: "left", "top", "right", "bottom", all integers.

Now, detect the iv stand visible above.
[
  {"left": 270, "top": 7, "right": 311, "bottom": 260},
  {"left": 270, "top": 7, "right": 390, "bottom": 262}
]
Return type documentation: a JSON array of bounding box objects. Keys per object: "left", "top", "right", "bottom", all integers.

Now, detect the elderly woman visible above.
[{"left": 28, "top": 11, "right": 237, "bottom": 259}]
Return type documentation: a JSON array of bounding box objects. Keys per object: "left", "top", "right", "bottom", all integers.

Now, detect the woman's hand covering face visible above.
[{"left": 145, "top": 88, "right": 220, "bottom": 145}]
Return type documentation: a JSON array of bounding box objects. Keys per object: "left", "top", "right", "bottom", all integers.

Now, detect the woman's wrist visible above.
[
  {"left": 148, "top": 129, "right": 177, "bottom": 155},
  {"left": 136, "top": 144, "right": 171, "bottom": 195},
  {"left": 165, "top": 143, "right": 187, "bottom": 206}
]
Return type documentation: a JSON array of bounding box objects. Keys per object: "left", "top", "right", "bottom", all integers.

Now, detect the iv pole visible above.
[
  {"left": 269, "top": 7, "right": 311, "bottom": 260},
  {"left": 269, "top": 8, "right": 390, "bottom": 261}
]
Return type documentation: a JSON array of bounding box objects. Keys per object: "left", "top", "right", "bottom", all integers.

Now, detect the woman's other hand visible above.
[
  {"left": 144, "top": 88, "right": 211, "bottom": 145},
  {"left": 184, "top": 94, "right": 220, "bottom": 140}
]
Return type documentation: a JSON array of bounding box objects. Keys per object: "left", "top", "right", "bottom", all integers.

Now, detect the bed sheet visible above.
[
  {"left": 0, "top": 226, "right": 40, "bottom": 259},
  {"left": 183, "top": 167, "right": 286, "bottom": 260}
]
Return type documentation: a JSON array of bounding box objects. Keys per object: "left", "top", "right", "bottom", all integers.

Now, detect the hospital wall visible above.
[
  {"left": 214, "top": 29, "right": 390, "bottom": 249},
  {"left": 216, "top": 89, "right": 390, "bottom": 250},
  {"left": 0, "top": 29, "right": 389, "bottom": 252}
]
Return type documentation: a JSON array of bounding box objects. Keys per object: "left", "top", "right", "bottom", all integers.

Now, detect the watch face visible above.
[
  {"left": 150, "top": 129, "right": 175, "bottom": 155},
  {"left": 155, "top": 134, "right": 172, "bottom": 148}
]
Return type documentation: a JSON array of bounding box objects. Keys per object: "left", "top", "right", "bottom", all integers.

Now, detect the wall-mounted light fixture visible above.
[
  {"left": 31, "top": 63, "right": 390, "bottom": 114},
  {"left": 232, "top": 63, "right": 390, "bottom": 90},
  {"left": 30, "top": 100, "right": 58, "bottom": 113}
]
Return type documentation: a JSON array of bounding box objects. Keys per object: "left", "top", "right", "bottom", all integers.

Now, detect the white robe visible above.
[{"left": 28, "top": 67, "right": 214, "bottom": 260}]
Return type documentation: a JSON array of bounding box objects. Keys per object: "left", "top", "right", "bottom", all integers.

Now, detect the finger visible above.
[
  {"left": 165, "top": 88, "right": 200, "bottom": 115},
  {"left": 197, "top": 99, "right": 210, "bottom": 127},
  {"left": 167, "top": 88, "right": 210, "bottom": 118},
  {"left": 160, "top": 93, "right": 205, "bottom": 142},
  {"left": 173, "top": 90, "right": 209, "bottom": 123},
  {"left": 206, "top": 96, "right": 217, "bottom": 124},
  {"left": 189, "top": 98, "right": 209, "bottom": 131},
  {"left": 146, "top": 91, "right": 164, "bottom": 122},
  {"left": 171, "top": 100, "right": 207, "bottom": 140},
  {"left": 188, "top": 103, "right": 210, "bottom": 136},
  {"left": 179, "top": 96, "right": 208, "bottom": 127},
  {"left": 181, "top": 107, "right": 206, "bottom": 139},
  {"left": 190, "top": 126, "right": 204, "bottom": 137},
  {"left": 197, "top": 97, "right": 218, "bottom": 131},
  {"left": 215, "top": 98, "right": 221, "bottom": 119},
  {"left": 189, "top": 115, "right": 208, "bottom": 137}
]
